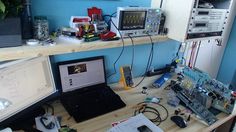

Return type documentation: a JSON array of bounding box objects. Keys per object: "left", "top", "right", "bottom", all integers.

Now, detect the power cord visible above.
[
  {"left": 131, "top": 34, "right": 154, "bottom": 88},
  {"left": 172, "top": 42, "right": 182, "bottom": 62},
  {"left": 160, "top": 0, "right": 164, "bottom": 8},
  {"left": 103, "top": 12, "right": 116, "bottom": 26},
  {"left": 103, "top": 14, "right": 154, "bottom": 87},
  {"left": 44, "top": 103, "right": 54, "bottom": 115},
  {"left": 128, "top": 34, "right": 135, "bottom": 71},
  {"left": 105, "top": 14, "right": 125, "bottom": 79},
  {"left": 134, "top": 102, "right": 169, "bottom": 126}
]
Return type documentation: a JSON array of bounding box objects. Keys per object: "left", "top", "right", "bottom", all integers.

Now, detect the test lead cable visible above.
[
  {"left": 128, "top": 34, "right": 135, "bottom": 71},
  {"left": 134, "top": 101, "right": 169, "bottom": 126},
  {"left": 131, "top": 34, "right": 154, "bottom": 88},
  {"left": 106, "top": 15, "right": 125, "bottom": 79}
]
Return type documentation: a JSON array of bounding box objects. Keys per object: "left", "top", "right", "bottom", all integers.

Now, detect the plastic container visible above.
[{"left": 33, "top": 16, "right": 49, "bottom": 41}]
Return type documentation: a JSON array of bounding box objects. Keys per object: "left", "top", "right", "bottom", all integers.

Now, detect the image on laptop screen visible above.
[{"left": 58, "top": 57, "right": 106, "bottom": 92}]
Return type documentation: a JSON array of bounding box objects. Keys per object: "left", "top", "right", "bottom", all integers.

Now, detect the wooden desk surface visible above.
[{"left": 53, "top": 76, "right": 236, "bottom": 132}]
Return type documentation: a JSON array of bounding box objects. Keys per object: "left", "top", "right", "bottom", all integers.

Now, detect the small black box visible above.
[{"left": 0, "top": 18, "right": 22, "bottom": 48}]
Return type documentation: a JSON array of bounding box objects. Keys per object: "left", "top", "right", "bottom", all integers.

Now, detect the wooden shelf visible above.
[{"left": 0, "top": 35, "right": 168, "bottom": 61}]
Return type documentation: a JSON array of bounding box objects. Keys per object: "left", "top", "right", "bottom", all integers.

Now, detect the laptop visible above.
[{"left": 57, "top": 56, "right": 126, "bottom": 122}]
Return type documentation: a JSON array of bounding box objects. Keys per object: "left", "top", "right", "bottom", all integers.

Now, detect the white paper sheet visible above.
[{"left": 107, "top": 114, "right": 163, "bottom": 132}]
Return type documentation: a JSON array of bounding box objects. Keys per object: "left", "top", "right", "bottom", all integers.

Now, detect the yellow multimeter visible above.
[{"left": 119, "top": 66, "right": 134, "bottom": 90}]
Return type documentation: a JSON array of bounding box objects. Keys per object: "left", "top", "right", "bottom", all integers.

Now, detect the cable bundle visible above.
[{"left": 134, "top": 102, "right": 168, "bottom": 126}]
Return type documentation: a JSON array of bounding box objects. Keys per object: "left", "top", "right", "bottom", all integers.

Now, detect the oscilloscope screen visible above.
[{"left": 119, "top": 11, "right": 147, "bottom": 30}]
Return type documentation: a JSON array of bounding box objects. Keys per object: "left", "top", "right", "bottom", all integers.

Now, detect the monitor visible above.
[
  {"left": 0, "top": 57, "right": 58, "bottom": 127},
  {"left": 110, "top": 7, "right": 162, "bottom": 38},
  {"left": 58, "top": 56, "right": 106, "bottom": 93},
  {"left": 119, "top": 11, "right": 147, "bottom": 30}
]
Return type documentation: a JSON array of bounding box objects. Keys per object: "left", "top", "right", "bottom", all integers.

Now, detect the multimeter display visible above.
[{"left": 120, "top": 11, "right": 147, "bottom": 30}]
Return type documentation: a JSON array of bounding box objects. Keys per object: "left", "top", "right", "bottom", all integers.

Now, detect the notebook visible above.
[{"left": 57, "top": 56, "right": 126, "bottom": 122}]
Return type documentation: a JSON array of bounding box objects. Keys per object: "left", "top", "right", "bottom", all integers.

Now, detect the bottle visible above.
[
  {"left": 21, "top": 0, "right": 33, "bottom": 39},
  {"left": 33, "top": 16, "right": 49, "bottom": 41}
]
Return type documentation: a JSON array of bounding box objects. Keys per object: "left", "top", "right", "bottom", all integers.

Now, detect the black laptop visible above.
[{"left": 57, "top": 56, "right": 126, "bottom": 122}]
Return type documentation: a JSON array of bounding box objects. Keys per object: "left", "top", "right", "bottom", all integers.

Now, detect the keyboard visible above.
[{"left": 61, "top": 87, "right": 126, "bottom": 122}]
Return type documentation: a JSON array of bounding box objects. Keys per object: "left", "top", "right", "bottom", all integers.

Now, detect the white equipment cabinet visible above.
[
  {"left": 152, "top": 0, "right": 236, "bottom": 78},
  {"left": 152, "top": 0, "right": 234, "bottom": 42}
]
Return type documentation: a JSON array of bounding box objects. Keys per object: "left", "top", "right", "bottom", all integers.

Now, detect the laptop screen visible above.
[{"left": 58, "top": 57, "right": 106, "bottom": 93}]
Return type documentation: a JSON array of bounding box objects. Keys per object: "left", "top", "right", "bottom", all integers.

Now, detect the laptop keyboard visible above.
[{"left": 61, "top": 87, "right": 126, "bottom": 122}]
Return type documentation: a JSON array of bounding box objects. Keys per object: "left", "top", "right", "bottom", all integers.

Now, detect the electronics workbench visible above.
[
  {"left": 53, "top": 76, "right": 236, "bottom": 132},
  {"left": 1, "top": 0, "right": 236, "bottom": 131}
]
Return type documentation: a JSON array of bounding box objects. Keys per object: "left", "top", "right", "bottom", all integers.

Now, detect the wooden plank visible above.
[
  {"left": 52, "top": 76, "right": 235, "bottom": 132},
  {"left": 0, "top": 35, "right": 168, "bottom": 61}
]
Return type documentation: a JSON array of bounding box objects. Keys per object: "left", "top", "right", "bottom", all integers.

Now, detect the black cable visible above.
[
  {"left": 102, "top": 12, "right": 117, "bottom": 29},
  {"left": 128, "top": 34, "right": 135, "bottom": 71},
  {"left": 131, "top": 34, "right": 154, "bottom": 88},
  {"left": 182, "top": 57, "right": 187, "bottom": 66},
  {"left": 44, "top": 103, "right": 54, "bottom": 115},
  {"left": 103, "top": 13, "right": 153, "bottom": 86},
  {"left": 172, "top": 42, "right": 182, "bottom": 62},
  {"left": 134, "top": 102, "right": 169, "bottom": 126},
  {"left": 107, "top": 16, "right": 125, "bottom": 79},
  {"left": 160, "top": 0, "right": 164, "bottom": 8},
  {"left": 142, "top": 110, "right": 162, "bottom": 126},
  {"left": 110, "top": 12, "right": 117, "bottom": 17}
]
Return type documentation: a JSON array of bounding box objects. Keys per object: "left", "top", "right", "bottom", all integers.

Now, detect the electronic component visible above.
[
  {"left": 111, "top": 7, "right": 162, "bottom": 37},
  {"left": 119, "top": 66, "right": 134, "bottom": 90},
  {"left": 146, "top": 65, "right": 172, "bottom": 77},
  {"left": 158, "top": 14, "right": 167, "bottom": 35},
  {"left": 202, "top": 79, "right": 235, "bottom": 114},
  {"left": 182, "top": 67, "right": 235, "bottom": 114},
  {"left": 39, "top": 116, "right": 55, "bottom": 129},
  {"left": 58, "top": 56, "right": 126, "bottom": 122},
  {"left": 173, "top": 87, "right": 218, "bottom": 126},
  {"left": 142, "top": 87, "right": 148, "bottom": 94},
  {"left": 61, "top": 27, "right": 77, "bottom": 37},
  {"left": 172, "top": 66, "right": 236, "bottom": 123},
  {"left": 100, "top": 31, "right": 117, "bottom": 41},
  {"left": 87, "top": 7, "right": 108, "bottom": 33},
  {"left": 160, "top": 0, "right": 232, "bottom": 42},
  {"left": 182, "top": 67, "right": 210, "bottom": 86},
  {"left": 167, "top": 90, "right": 180, "bottom": 107},
  {"left": 170, "top": 116, "right": 187, "bottom": 128},
  {"left": 84, "top": 33, "right": 100, "bottom": 42},
  {"left": 192, "top": 88, "right": 213, "bottom": 109},
  {"left": 87, "top": 7, "right": 102, "bottom": 21},
  {"left": 137, "top": 125, "right": 152, "bottom": 132},
  {"left": 187, "top": 9, "right": 228, "bottom": 39},
  {"left": 152, "top": 73, "right": 171, "bottom": 88},
  {"left": 93, "top": 21, "right": 108, "bottom": 33},
  {"left": 69, "top": 16, "right": 91, "bottom": 29}
]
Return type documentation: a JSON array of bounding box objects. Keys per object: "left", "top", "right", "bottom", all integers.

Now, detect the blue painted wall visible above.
[
  {"left": 32, "top": 0, "right": 151, "bottom": 31},
  {"left": 31, "top": 0, "right": 180, "bottom": 83},
  {"left": 217, "top": 17, "right": 236, "bottom": 84}
]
